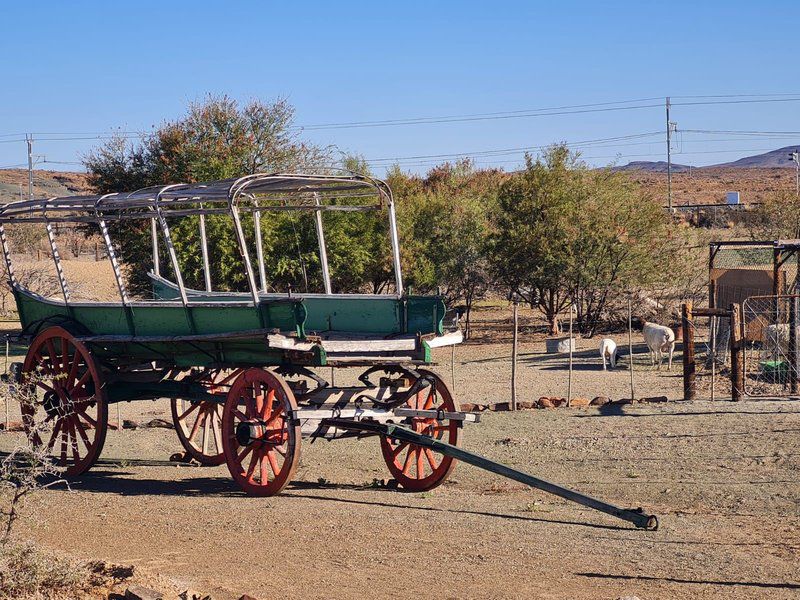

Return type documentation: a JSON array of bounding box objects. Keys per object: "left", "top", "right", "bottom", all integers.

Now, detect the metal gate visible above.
[{"left": 742, "top": 295, "right": 800, "bottom": 398}]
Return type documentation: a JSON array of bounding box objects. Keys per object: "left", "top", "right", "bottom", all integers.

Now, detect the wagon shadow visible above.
[
  {"left": 26, "top": 463, "right": 632, "bottom": 531},
  {"left": 575, "top": 571, "right": 800, "bottom": 590},
  {"left": 281, "top": 491, "right": 631, "bottom": 531}
]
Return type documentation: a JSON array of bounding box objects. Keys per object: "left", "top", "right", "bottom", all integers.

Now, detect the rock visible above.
[
  {"left": 617, "top": 596, "right": 642, "bottom": 600},
  {"left": 537, "top": 397, "right": 555, "bottom": 409},
  {"left": 569, "top": 397, "right": 590, "bottom": 408},
  {"left": 614, "top": 398, "right": 636, "bottom": 405},
  {"left": 590, "top": 396, "right": 610, "bottom": 406},
  {"left": 490, "top": 402, "right": 511, "bottom": 412},
  {"left": 460, "top": 402, "right": 488, "bottom": 412},
  {"left": 0, "top": 420, "right": 24, "bottom": 432},
  {"left": 551, "top": 397, "right": 567, "bottom": 407},
  {"left": 122, "top": 419, "right": 139, "bottom": 430},
  {"left": 179, "top": 590, "right": 213, "bottom": 600},
  {"left": 239, "top": 595, "right": 260, "bottom": 600},
  {"left": 546, "top": 336, "right": 577, "bottom": 354},
  {"left": 169, "top": 452, "right": 192, "bottom": 463},
  {"left": 516, "top": 400, "right": 536, "bottom": 410},
  {"left": 87, "top": 560, "right": 134, "bottom": 580},
  {"left": 640, "top": 395, "right": 669, "bottom": 403},
  {"left": 144, "top": 418, "right": 174, "bottom": 429},
  {"left": 125, "top": 584, "right": 164, "bottom": 600}
]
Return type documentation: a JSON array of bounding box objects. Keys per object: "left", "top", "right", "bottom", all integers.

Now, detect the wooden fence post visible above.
[
  {"left": 730, "top": 303, "right": 744, "bottom": 401},
  {"left": 511, "top": 301, "right": 518, "bottom": 411},
  {"left": 790, "top": 296, "right": 798, "bottom": 395},
  {"left": 682, "top": 301, "right": 695, "bottom": 401}
]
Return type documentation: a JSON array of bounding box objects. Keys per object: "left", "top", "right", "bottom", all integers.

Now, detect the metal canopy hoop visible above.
[{"left": 0, "top": 172, "right": 405, "bottom": 306}]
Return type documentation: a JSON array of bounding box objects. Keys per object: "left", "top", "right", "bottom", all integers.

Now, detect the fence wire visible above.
[
  {"left": 687, "top": 315, "right": 731, "bottom": 400},
  {"left": 742, "top": 295, "right": 800, "bottom": 398}
]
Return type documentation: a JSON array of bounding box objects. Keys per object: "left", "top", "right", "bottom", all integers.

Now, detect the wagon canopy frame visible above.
[{"left": 0, "top": 172, "right": 405, "bottom": 307}]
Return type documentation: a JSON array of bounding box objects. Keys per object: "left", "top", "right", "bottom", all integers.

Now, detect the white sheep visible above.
[
  {"left": 599, "top": 338, "right": 618, "bottom": 370},
  {"left": 643, "top": 322, "right": 676, "bottom": 370}
]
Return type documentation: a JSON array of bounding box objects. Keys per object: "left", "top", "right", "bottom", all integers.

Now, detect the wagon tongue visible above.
[{"left": 325, "top": 418, "right": 659, "bottom": 531}]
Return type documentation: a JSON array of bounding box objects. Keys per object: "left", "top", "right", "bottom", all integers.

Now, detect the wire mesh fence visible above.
[
  {"left": 742, "top": 295, "right": 800, "bottom": 398},
  {"left": 686, "top": 313, "right": 732, "bottom": 401}
]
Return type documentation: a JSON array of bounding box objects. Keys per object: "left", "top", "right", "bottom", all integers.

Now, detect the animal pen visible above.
[
  {"left": 0, "top": 172, "right": 657, "bottom": 529},
  {"left": 682, "top": 240, "right": 800, "bottom": 401}
]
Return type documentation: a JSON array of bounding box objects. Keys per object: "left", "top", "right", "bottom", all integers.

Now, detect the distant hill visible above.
[
  {"left": 613, "top": 160, "right": 692, "bottom": 173},
  {"left": 0, "top": 169, "right": 91, "bottom": 204},
  {"left": 710, "top": 145, "right": 800, "bottom": 168},
  {"left": 616, "top": 144, "right": 800, "bottom": 172}
]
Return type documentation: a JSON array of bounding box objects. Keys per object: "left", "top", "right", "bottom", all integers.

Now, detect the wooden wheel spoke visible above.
[
  {"left": 35, "top": 381, "right": 56, "bottom": 394},
  {"left": 237, "top": 444, "right": 254, "bottom": 463},
  {"left": 212, "top": 413, "right": 223, "bottom": 454},
  {"left": 266, "top": 449, "right": 280, "bottom": 476},
  {"left": 68, "top": 418, "right": 81, "bottom": 462},
  {"left": 74, "top": 415, "right": 91, "bottom": 450},
  {"left": 201, "top": 408, "right": 211, "bottom": 455},
  {"left": 73, "top": 370, "right": 92, "bottom": 393},
  {"left": 188, "top": 409, "right": 206, "bottom": 443},
  {"left": 178, "top": 402, "right": 200, "bottom": 422},
  {"left": 68, "top": 349, "right": 81, "bottom": 384},
  {"left": 424, "top": 448, "right": 439, "bottom": 471},
  {"left": 233, "top": 408, "right": 249, "bottom": 422},
  {"left": 390, "top": 441, "right": 409, "bottom": 459},
  {"left": 60, "top": 338, "right": 70, "bottom": 375},
  {"left": 401, "top": 446, "right": 414, "bottom": 475},
  {"left": 76, "top": 406, "right": 97, "bottom": 428},
  {"left": 254, "top": 392, "right": 264, "bottom": 417},
  {"left": 47, "top": 419, "right": 63, "bottom": 450},
  {"left": 260, "top": 453, "right": 270, "bottom": 484},
  {"left": 245, "top": 447, "right": 261, "bottom": 480},
  {"left": 415, "top": 447, "right": 424, "bottom": 477},
  {"left": 45, "top": 339, "right": 60, "bottom": 373},
  {"left": 263, "top": 389, "right": 275, "bottom": 419},
  {"left": 423, "top": 391, "right": 436, "bottom": 410}
]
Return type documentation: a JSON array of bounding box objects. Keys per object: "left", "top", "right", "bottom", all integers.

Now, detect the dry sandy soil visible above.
[{"left": 0, "top": 300, "right": 797, "bottom": 599}]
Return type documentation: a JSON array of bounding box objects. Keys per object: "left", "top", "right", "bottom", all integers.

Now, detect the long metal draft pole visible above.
[
  {"left": 313, "top": 193, "right": 332, "bottom": 294},
  {"left": 198, "top": 211, "right": 212, "bottom": 292},
  {"left": 328, "top": 419, "right": 658, "bottom": 530}
]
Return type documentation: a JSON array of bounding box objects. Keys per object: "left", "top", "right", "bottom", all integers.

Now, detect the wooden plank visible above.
[
  {"left": 425, "top": 330, "right": 464, "bottom": 348},
  {"left": 730, "top": 303, "right": 744, "bottom": 402}
]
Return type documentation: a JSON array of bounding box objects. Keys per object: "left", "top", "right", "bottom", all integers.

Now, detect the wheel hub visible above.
[{"left": 235, "top": 419, "right": 286, "bottom": 446}]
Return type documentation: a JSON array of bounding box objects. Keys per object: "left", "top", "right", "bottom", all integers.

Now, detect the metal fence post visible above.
[{"left": 730, "top": 303, "right": 744, "bottom": 401}]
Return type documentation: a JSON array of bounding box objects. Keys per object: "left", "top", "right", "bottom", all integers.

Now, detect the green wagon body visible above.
[{"left": 0, "top": 172, "right": 467, "bottom": 494}]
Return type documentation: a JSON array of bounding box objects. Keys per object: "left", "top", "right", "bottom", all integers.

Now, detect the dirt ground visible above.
[
  {"left": 0, "top": 308, "right": 798, "bottom": 598},
  {"left": 0, "top": 266, "right": 797, "bottom": 599}
]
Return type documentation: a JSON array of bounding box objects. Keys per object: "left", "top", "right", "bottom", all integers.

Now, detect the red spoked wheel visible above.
[
  {"left": 221, "top": 368, "right": 301, "bottom": 496},
  {"left": 380, "top": 369, "right": 461, "bottom": 492},
  {"left": 171, "top": 369, "right": 242, "bottom": 465},
  {"left": 21, "top": 326, "right": 108, "bottom": 477}
]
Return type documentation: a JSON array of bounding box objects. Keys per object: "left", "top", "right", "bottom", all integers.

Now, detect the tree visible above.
[
  {"left": 747, "top": 190, "right": 800, "bottom": 240},
  {"left": 84, "top": 96, "right": 332, "bottom": 295},
  {"left": 490, "top": 147, "right": 577, "bottom": 334}
]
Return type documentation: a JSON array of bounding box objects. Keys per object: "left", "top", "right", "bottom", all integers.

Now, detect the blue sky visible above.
[{"left": 1, "top": 0, "right": 799, "bottom": 174}]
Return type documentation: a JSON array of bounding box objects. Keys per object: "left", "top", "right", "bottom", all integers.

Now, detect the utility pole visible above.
[
  {"left": 789, "top": 150, "right": 799, "bottom": 196},
  {"left": 26, "top": 134, "right": 34, "bottom": 200},
  {"left": 665, "top": 97, "right": 673, "bottom": 211}
]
